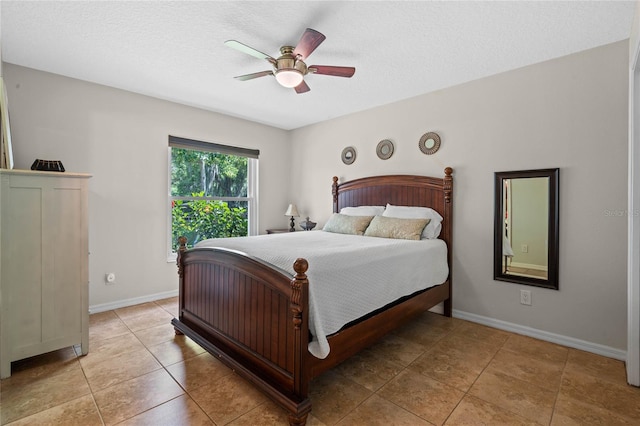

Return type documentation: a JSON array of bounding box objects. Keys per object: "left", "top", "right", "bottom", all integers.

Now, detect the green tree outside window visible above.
[{"left": 170, "top": 147, "right": 249, "bottom": 248}]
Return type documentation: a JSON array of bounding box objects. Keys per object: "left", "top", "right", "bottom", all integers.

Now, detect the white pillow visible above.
[
  {"left": 382, "top": 204, "right": 443, "bottom": 239},
  {"left": 339, "top": 206, "right": 385, "bottom": 216}
]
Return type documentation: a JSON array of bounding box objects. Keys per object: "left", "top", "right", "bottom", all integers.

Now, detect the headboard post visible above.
[
  {"left": 442, "top": 167, "right": 454, "bottom": 261},
  {"left": 332, "top": 176, "right": 339, "bottom": 213},
  {"left": 176, "top": 236, "right": 188, "bottom": 278},
  {"left": 442, "top": 167, "right": 453, "bottom": 316},
  {"left": 444, "top": 167, "right": 453, "bottom": 203},
  {"left": 176, "top": 236, "right": 188, "bottom": 327}
]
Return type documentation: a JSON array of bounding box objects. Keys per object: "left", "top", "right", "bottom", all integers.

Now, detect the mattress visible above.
[{"left": 196, "top": 230, "right": 449, "bottom": 358}]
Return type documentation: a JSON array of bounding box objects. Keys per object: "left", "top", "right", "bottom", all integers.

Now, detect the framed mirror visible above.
[{"left": 494, "top": 168, "right": 559, "bottom": 290}]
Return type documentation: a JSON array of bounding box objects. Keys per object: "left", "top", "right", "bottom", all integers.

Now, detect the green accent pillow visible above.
[
  {"left": 323, "top": 213, "right": 374, "bottom": 235},
  {"left": 364, "top": 216, "right": 431, "bottom": 240}
]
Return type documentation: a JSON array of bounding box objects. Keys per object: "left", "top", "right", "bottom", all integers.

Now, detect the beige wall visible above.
[
  {"left": 290, "top": 41, "right": 629, "bottom": 350},
  {"left": 2, "top": 64, "right": 291, "bottom": 308},
  {"left": 2, "top": 40, "right": 629, "bottom": 350},
  {"left": 627, "top": 0, "right": 640, "bottom": 383}
]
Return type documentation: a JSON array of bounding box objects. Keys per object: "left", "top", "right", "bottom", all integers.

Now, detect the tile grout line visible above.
[
  {"left": 76, "top": 355, "right": 107, "bottom": 426},
  {"left": 2, "top": 350, "right": 102, "bottom": 426},
  {"left": 547, "top": 350, "right": 570, "bottom": 426},
  {"left": 85, "top": 301, "right": 191, "bottom": 425},
  {"left": 358, "top": 320, "right": 463, "bottom": 425},
  {"left": 85, "top": 310, "right": 156, "bottom": 425},
  {"left": 136, "top": 300, "right": 220, "bottom": 425},
  {"left": 338, "top": 321, "right": 448, "bottom": 425},
  {"left": 329, "top": 319, "right": 487, "bottom": 425},
  {"left": 553, "top": 352, "right": 639, "bottom": 424},
  {"left": 439, "top": 327, "right": 510, "bottom": 425},
  {"left": 3, "top": 299, "right": 210, "bottom": 426}
]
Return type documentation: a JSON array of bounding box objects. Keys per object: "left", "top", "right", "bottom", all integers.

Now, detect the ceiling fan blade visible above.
[
  {"left": 234, "top": 70, "right": 274, "bottom": 81},
  {"left": 293, "top": 28, "right": 326, "bottom": 59},
  {"left": 225, "top": 40, "right": 276, "bottom": 64},
  {"left": 294, "top": 80, "right": 310, "bottom": 94},
  {"left": 309, "top": 65, "right": 356, "bottom": 78}
]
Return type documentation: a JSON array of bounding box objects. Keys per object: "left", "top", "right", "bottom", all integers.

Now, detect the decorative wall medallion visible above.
[
  {"left": 419, "top": 132, "right": 441, "bottom": 155},
  {"left": 341, "top": 146, "right": 356, "bottom": 165},
  {"left": 376, "top": 139, "right": 394, "bottom": 160}
]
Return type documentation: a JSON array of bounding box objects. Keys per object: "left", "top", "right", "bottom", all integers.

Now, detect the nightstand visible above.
[{"left": 266, "top": 228, "right": 293, "bottom": 234}]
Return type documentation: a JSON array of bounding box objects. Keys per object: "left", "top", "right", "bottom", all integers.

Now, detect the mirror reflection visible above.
[
  {"left": 501, "top": 177, "right": 549, "bottom": 279},
  {"left": 494, "top": 169, "right": 559, "bottom": 290}
]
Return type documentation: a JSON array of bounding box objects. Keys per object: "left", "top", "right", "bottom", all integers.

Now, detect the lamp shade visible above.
[
  {"left": 275, "top": 70, "right": 304, "bottom": 88},
  {"left": 284, "top": 204, "right": 299, "bottom": 217}
]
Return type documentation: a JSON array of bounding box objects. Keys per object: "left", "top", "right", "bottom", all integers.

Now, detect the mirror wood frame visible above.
[{"left": 493, "top": 168, "right": 559, "bottom": 290}]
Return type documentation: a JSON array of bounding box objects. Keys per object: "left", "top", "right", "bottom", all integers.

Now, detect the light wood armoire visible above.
[{"left": 0, "top": 169, "right": 91, "bottom": 378}]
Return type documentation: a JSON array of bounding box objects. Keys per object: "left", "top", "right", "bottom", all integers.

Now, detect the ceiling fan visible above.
[{"left": 225, "top": 28, "right": 356, "bottom": 94}]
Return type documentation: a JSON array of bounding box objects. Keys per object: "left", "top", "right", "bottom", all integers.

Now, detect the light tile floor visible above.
[{"left": 1, "top": 297, "right": 638, "bottom": 425}]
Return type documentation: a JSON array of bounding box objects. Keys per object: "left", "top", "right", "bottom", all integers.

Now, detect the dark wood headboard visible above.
[{"left": 331, "top": 168, "right": 453, "bottom": 262}]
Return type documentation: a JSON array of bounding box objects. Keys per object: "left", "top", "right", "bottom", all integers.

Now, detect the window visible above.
[{"left": 168, "top": 136, "right": 258, "bottom": 259}]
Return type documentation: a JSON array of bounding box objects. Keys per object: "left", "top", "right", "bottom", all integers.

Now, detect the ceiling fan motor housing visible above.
[{"left": 277, "top": 46, "right": 308, "bottom": 75}]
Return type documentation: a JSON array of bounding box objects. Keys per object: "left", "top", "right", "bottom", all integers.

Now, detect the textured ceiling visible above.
[{"left": 1, "top": 1, "right": 636, "bottom": 130}]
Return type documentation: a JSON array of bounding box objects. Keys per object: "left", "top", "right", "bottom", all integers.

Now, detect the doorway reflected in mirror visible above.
[
  {"left": 502, "top": 176, "right": 549, "bottom": 280},
  {"left": 494, "top": 169, "right": 559, "bottom": 290}
]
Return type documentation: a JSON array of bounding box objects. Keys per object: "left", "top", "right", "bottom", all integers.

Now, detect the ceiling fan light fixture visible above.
[
  {"left": 275, "top": 69, "right": 304, "bottom": 88},
  {"left": 226, "top": 29, "right": 355, "bottom": 94}
]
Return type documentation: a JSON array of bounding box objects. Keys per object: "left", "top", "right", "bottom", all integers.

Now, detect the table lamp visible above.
[{"left": 284, "top": 204, "right": 299, "bottom": 232}]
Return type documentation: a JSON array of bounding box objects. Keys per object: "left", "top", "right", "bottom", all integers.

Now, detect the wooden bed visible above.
[{"left": 171, "top": 168, "right": 453, "bottom": 425}]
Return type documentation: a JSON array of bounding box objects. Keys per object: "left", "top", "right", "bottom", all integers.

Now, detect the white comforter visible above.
[{"left": 196, "top": 231, "right": 448, "bottom": 358}]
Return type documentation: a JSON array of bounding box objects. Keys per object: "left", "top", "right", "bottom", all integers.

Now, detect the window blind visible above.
[{"left": 168, "top": 135, "right": 259, "bottom": 159}]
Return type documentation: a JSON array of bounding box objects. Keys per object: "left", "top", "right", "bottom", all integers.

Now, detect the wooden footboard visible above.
[{"left": 171, "top": 237, "right": 312, "bottom": 424}]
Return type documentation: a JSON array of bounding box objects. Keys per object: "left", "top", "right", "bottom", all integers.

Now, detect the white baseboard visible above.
[
  {"left": 429, "top": 303, "right": 444, "bottom": 314},
  {"left": 89, "top": 289, "right": 179, "bottom": 314},
  {"left": 88, "top": 296, "right": 625, "bottom": 361},
  {"left": 453, "top": 309, "right": 626, "bottom": 361},
  {"left": 510, "top": 261, "right": 546, "bottom": 271}
]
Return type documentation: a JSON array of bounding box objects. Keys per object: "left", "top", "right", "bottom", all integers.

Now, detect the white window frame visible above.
[{"left": 166, "top": 136, "right": 259, "bottom": 261}]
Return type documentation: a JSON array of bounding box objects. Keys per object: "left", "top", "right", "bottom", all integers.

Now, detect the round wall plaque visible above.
[
  {"left": 376, "top": 139, "right": 394, "bottom": 160},
  {"left": 341, "top": 146, "right": 356, "bottom": 165},
  {"left": 419, "top": 132, "right": 441, "bottom": 155}
]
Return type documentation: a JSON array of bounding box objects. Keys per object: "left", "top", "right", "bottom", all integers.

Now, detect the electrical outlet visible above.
[
  {"left": 520, "top": 289, "right": 532, "bottom": 305},
  {"left": 521, "top": 244, "right": 528, "bottom": 253}
]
